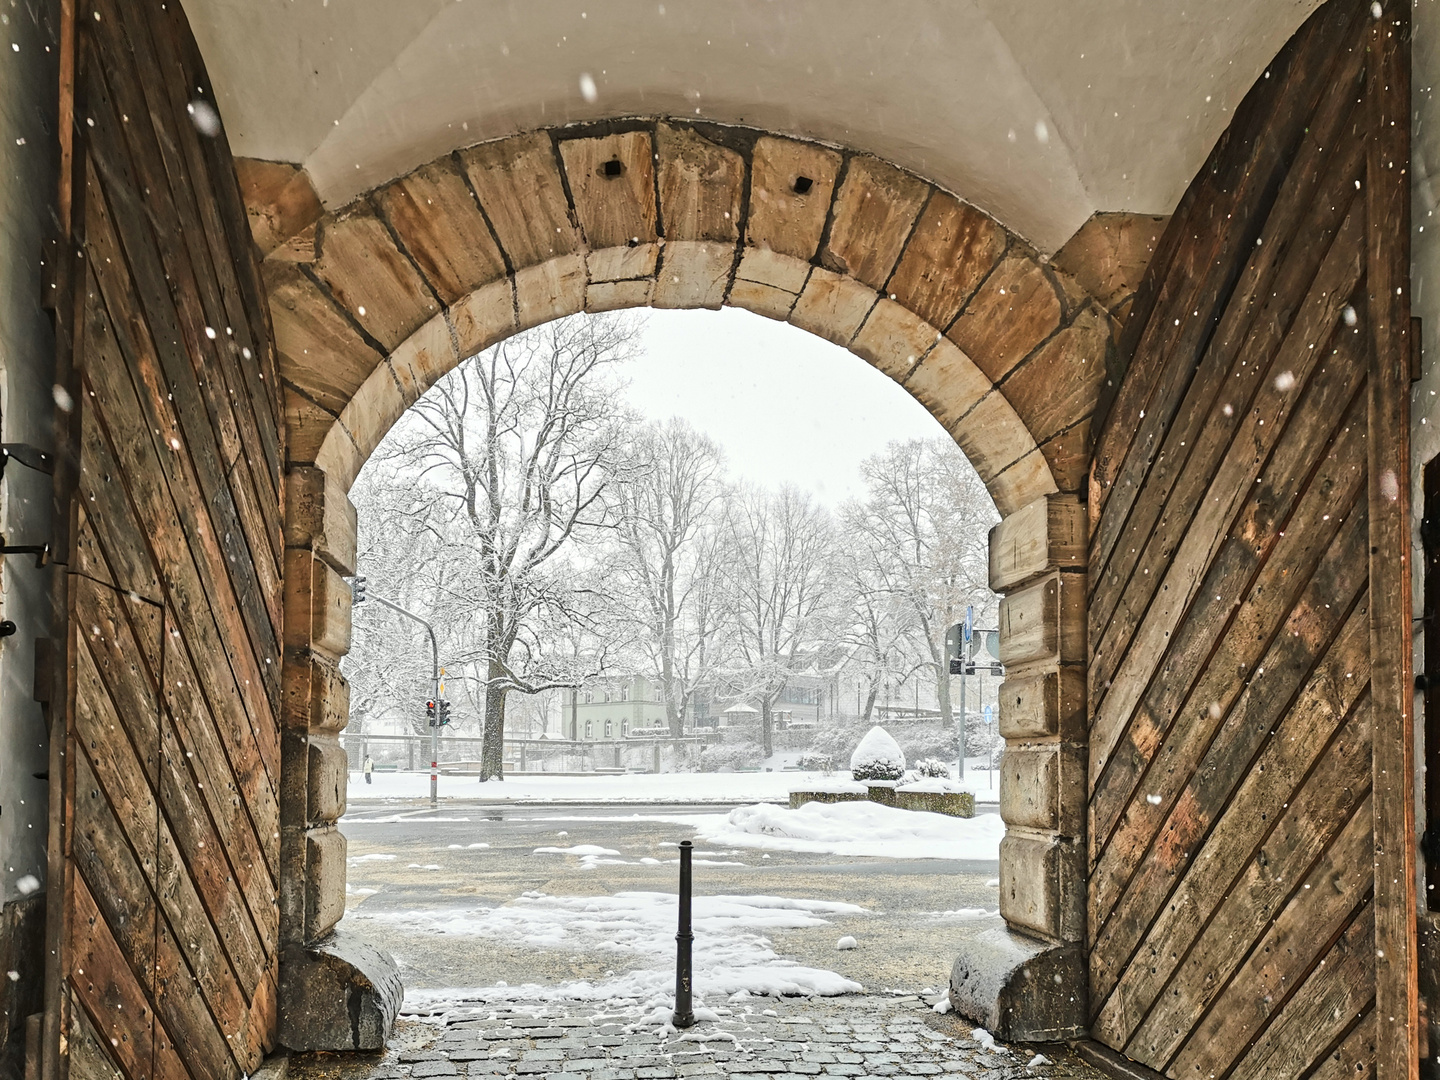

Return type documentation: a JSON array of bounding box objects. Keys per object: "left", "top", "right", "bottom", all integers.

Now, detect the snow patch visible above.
[
  {"left": 835, "top": 935, "right": 857, "bottom": 951},
  {"left": 685, "top": 800, "right": 1004, "bottom": 861},
  {"left": 533, "top": 845, "right": 621, "bottom": 856},
  {"left": 354, "top": 891, "right": 866, "bottom": 1000}
]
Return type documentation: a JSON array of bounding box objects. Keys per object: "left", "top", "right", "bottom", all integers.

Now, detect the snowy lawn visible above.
[
  {"left": 352, "top": 890, "right": 866, "bottom": 1003},
  {"left": 346, "top": 769, "right": 999, "bottom": 804},
  {"left": 542, "top": 800, "right": 1006, "bottom": 862}
]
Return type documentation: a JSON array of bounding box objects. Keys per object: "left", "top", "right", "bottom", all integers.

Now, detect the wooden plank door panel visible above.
[
  {"left": 1085, "top": 0, "right": 1416, "bottom": 1076},
  {"left": 46, "top": 0, "right": 285, "bottom": 1077}
]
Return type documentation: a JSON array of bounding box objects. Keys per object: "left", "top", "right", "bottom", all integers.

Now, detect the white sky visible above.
[{"left": 623, "top": 308, "right": 950, "bottom": 503}]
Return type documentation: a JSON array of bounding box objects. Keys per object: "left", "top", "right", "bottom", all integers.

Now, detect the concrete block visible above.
[
  {"left": 789, "top": 790, "right": 868, "bottom": 809},
  {"left": 279, "top": 929, "right": 402, "bottom": 1051},
  {"left": 307, "top": 735, "right": 349, "bottom": 826},
  {"left": 304, "top": 826, "right": 348, "bottom": 942},
  {"left": 949, "top": 928, "right": 1086, "bottom": 1042},
  {"left": 999, "top": 831, "right": 1085, "bottom": 943}
]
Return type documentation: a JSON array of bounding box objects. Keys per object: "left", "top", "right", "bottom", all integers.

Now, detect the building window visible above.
[
  {"left": 605, "top": 720, "right": 613, "bottom": 738},
  {"left": 604, "top": 689, "right": 612, "bottom": 702},
  {"left": 585, "top": 720, "right": 593, "bottom": 739},
  {"left": 621, "top": 720, "right": 629, "bottom": 736},
  {"left": 620, "top": 686, "right": 629, "bottom": 702},
  {"left": 583, "top": 689, "right": 593, "bottom": 704}
]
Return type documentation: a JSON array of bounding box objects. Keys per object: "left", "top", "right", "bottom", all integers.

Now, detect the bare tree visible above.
[
  {"left": 832, "top": 527, "right": 917, "bottom": 725},
  {"left": 844, "top": 438, "right": 995, "bottom": 728},
  {"left": 377, "top": 314, "right": 641, "bottom": 780},
  {"left": 721, "top": 485, "right": 836, "bottom": 756},
  {"left": 608, "top": 419, "right": 729, "bottom": 734}
]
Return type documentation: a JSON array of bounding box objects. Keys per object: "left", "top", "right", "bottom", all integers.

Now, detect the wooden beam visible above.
[{"left": 1367, "top": 2, "right": 1419, "bottom": 1076}]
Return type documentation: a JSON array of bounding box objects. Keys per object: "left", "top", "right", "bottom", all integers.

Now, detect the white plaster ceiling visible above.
[{"left": 185, "top": 0, "right": 1323, "bottom": 252}]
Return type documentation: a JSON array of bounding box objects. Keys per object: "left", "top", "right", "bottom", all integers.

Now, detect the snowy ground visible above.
[
  {"left": 339, "top": 804, "right": 1004, "bottom": 1010},
  {"left": 347, "top": 765, "right": 1002, "bottom": 804}
]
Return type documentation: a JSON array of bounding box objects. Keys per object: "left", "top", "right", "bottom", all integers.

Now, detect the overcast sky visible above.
[{"left": 623, "top": 308, "right": 951, "bottom": 504}]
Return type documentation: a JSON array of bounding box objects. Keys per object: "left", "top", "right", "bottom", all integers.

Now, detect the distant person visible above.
[{"left": 363, "top": 755, "right": 374, "bottom": 784}]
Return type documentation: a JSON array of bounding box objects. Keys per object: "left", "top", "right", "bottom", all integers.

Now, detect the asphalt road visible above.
[{"left": 338, "top": 801, "right": 1003, "bottom": 998}]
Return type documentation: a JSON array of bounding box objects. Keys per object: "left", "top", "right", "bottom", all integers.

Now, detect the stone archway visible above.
[{"left": 254, "top": 119, "right": 1158, "bottom": 1046}]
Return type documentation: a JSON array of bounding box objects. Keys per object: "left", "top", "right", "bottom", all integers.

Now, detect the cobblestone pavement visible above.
[{"left": 288, "top": 993, "right": 1105, "bottom": 1080}]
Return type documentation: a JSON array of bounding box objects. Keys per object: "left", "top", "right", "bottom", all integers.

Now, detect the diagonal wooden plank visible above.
[
  {"left": 1087, "top": 204, "right": 1368, "bottom": 796},
  {"left": 1089, "top": 498, "right": 1371, "bottom": 1007}
]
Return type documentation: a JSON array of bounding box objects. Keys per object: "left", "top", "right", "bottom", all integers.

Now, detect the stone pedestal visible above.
[{"left": 279, "top": 931, "right": 403, "bottom": 1051}]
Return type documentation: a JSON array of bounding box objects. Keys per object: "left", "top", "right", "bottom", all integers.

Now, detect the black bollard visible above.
[{"left": 673, "top": 839, "right": 695, "bottom": 1028}]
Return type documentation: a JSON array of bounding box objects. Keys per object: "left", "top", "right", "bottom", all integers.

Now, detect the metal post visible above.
[
  {"left": 673, "top": 840, "right": 695, "bottom": 1028},
  {"left": 366, "top": 591, "right": 441, "bottom": 808},
  {"left": 957, "top": 658, "right": 967, "bottom": 780}
]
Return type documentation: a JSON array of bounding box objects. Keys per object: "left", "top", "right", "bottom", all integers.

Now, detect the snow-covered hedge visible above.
[
  {"left": 850, "top": 726, "right": 906, "bottom": 781},
  {"left": 913, "top": 757, "right": 952, "bottom": 779}
]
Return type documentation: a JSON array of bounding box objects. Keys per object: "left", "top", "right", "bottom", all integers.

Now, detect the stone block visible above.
[
  {"left": 988, "top": 494, "right": 1086, "bottom": 594},
  {"left": 822, "top": 156, "right": 929, "bottom": 290},
  {"left": 949, "top": 929, "right": 1085, "bottom": 1043},
  {"left": 901, "top": 337, "right": 991, "bottom": 430},
  {"left": 998, "top": 309, "right": 1112, "bottom": 446},
  {"left": 886, "top": 190, "right": 1007, "bottom": 330},
  {"left": 850, "top": 300, "right": 944, "bottom": 382},
  {"left": 998, "top": 571, "right": 1085, "bottom": 669},
  {"left": 746, "top": 136, "right": 841, "bottom": 264},
  {"left": 586, "top": 243, "right": 659, "bottom": 285},
  {"left": 314, "top": 206, "right": 439, "bottom": 351},
  {"left": 1051, "top": 211, "right": 1169, "bottom": 322},
  {"left": 266, "top": 261, "right": 382, "bottom": 416},
  {"left": 461, "top": 133, "right": 580, "bottom": 268},
  {"left": 336, "top": 360, "right": 408, "bottom": 472},
  {"left": 558, "top": 132, "right": 659, "bottom": 268},
  {"left": 656, "top": 123, "right": 743, "bottom": 243},
  {"left": 998, "top": 667, "right": 1087, "bottom": 742},
  {"left": 998, "top": 831, "right": 1085, "bottom": 943},
  {"left": 307, "top": 735, "right": 349, "bottom": 826},
  {"left": 515, "top": 255, "right": 587, "bottom": 329},
  {"left": 652, "top": 240, "right": 734, "bottom": 309},
  {"left": 735, "top": 248, "right": 811, "bottom": 293},
  {"left": 728, "top": 278, "right": 796, "bottom": 321},
  {"left": 304, "top": 826, "right": 348, "bottom": 942},
  {"left": 947, "top": 254, "right": 1062, "bottom": 384},
  {"left": 789, "top": 790, "right": 868, "bottom": 810},
  {"left": 236, "top": 157, "right": 324, "bottom": 259},
  {"left": 279, "top": 929, "right": 402, "bottom": 1051},
  {"left": 983, "top": 448, "right": 1060, "bottom": 520},
  {"left": 283, "top": 550, "right": 352, "bottom": 659},
  {"left": 448, "top": 278, "right": 518, "bottom": 360},
  {"left": 284, "top": 468, "right": 358, "bottom": 576},
  {"left": 282, "top": 649, "right": 350, "bottom": 734},
  {"left": 949, "top": 389, "right": 1038, "bottom": 487},
  {"left": 892, "top": 788, "right": 975, "bottom": 818},
  {"left": 999, "top": 745, "right": 1084, "bottom": 836},
  {"left": 313, "top": 421, "right": 363, "bottom": 494},
  {"left": 586, "top": 278, "right": 653, "bottom": 313},
  {"left": 386, "top": 311, "right": 461, "bottom": 405},
  {"left": 789, "top": 267, "right": 877, "bottom": 346},
  {"left": 375, "top": 156, "right": 507, "bottom": 305}
]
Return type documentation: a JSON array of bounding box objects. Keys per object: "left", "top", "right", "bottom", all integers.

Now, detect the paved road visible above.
[{"left": 339, "top": 801, "right": 1004, "bottom": 998}]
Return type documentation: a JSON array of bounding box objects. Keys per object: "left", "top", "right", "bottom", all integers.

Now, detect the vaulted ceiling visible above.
[{"left": 185, "top": 0, "right": 1322, "bottom": 251}]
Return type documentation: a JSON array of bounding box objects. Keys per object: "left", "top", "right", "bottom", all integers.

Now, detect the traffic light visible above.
[
  {"left": 437, "top": 699, "right": 451, "bottom": 726},
  {"left": 352, "top": 575, "right": 367, "bottom": 605},
  {"left": 425, "top": 699, "right": 436, "bottom": 726}
]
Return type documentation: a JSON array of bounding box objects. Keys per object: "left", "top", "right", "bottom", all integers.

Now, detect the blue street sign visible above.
[{"left": 963, "top": 604, "right": 973, "bottom": 643}]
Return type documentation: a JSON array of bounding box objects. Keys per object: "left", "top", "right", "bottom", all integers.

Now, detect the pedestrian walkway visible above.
[{"left": 286, "top": 993, "right": 1105, "bottom": 1080}]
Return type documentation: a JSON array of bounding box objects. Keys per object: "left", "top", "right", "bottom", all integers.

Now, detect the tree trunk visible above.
[
  {"left": 480, "top": 659, "right": 508, "bottom": 781},
  {"left": 935, "top": 660, "right": 953, "bottom": 726},
  {"left": 760, "top": 699, "right": 774, "bottom": 757},
  {"left": 862, "top": 683, "right": 879, "bottom": 725}
]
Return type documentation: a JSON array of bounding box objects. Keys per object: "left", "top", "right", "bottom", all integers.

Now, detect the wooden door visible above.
[
  {"left": 43, "top": 0, "right": 285, "bottom": 1077},
  {"left": 1085, "top": 0, "right": 1415, "bottom": 1076}
]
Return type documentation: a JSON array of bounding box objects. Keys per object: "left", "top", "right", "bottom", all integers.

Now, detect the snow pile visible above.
[
  {"left": 850, "top": 726, "right": 906, "bottom": 781},
  {"left": 355, "top": 891, "right": 865, "bottom": 1001},
  {"left": 687, "top": 800, "right": 1005, "bottom": 861},
  {"left": 835, "top": 935, "right": 857, "bottom": 951},
  {"left": 897, "top": 777, "right": 967, "bottom": 794}
]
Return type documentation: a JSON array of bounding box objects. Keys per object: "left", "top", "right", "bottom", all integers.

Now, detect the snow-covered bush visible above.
[
  {"left": 797, "top": 752, "right": 835, "bottom": 773},
  {"left": 897, "top": 726, "right": 958, "bottom": 764},
  {"left": 850, "top": 726, "right": 906, "bottom": 781},
  {"left": 913, "top": 757, "right": 952, "bottom": 779},
  {"left": 698, "top": 740, "right": 765, "bottom": 772}
]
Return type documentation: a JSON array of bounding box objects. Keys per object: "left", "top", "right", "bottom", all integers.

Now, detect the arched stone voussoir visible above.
[{"left": 261, "top": 118, "right": 1120, "bottom": 511}]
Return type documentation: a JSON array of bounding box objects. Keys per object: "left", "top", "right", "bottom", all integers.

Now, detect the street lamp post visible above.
[{"left": 366, "top": 592, "right": 441, "bottom": 808}]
